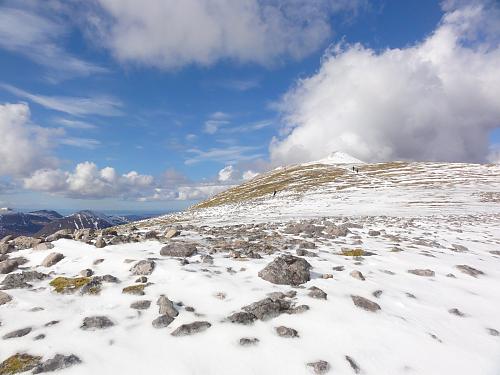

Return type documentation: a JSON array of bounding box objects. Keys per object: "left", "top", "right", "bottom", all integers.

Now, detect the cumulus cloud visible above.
[
  {"left": 23, "top": 162, "right": 154, "bottom": 199},
  {"left": 271, "top": 1, "right": 500, "bottom": 165},
  {"left": 0, "top": 103, "right": 58, "bottom": 176},
  {"left": 217, "top": 164, "right": 260, "bottom": 182},
  {"left": 86, "top": 0, "right": 364, "bottom": 69}
]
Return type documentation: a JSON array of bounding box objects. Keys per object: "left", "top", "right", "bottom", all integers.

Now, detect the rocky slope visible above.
[{"left": 0, "top": 158, "right": 499, "bottom": 375}]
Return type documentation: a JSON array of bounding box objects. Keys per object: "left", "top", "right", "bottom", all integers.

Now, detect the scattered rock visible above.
[
  {"left": 332, "top": 266, "right": 345, "bottom": 271},
  {"left": 296, "top": 248, "right": 317, "bottom": 257},
  {"left": 0, "top": 291, "right": 12, "bottom": 305},
  {"left": 0, "top": 260, "right": 18, "bottom": 274},
  {"left": 130, "top": 300, "right": 151, "bottom": 310},
  {"left": 49, "top": 277, "right": 90, "bottom": 294},
  {"left": 12, "top": 236, "right": 42, "bottom": 250},
  {"left": 227, "top": 312, "right": 257, "bottom": 325},
  {"left": 1, "top": 271, "right": 49, "bottom": 289},
  {"left": 94, "top": 237, "right": 106, "bottom": 248},
  {"left": 135, "top": 276, "right": 148, "bottom": 283},
  {"left": 80, "top": 316, "right": 114, "bottom": 330},
  {"left": 350, "top": 270, "right": 365, "bottom": 281},
  {"left": 239, "top": 337, "right": 259, "bottom": 346},
  {"left": 242, "top": 297, "right": 291, "bottom": 320},
  {"left": 368, "top": 230, "right": 381, "bottom": 236},
  {"left": 307, "top": 360, "right": 330, "bottom": 374},
  {"left": 160, "top": 242, "right": 197, "bottom": 257},
  {"left": 258, "top": 254, "right": 311, "bottom": 285},
  {"left": 130, "top": 260, "right": 156, "bottom": 275},
  {"left": 351, "top": 295, "right": 381, "bottom": 312},
  {"left": 448, "top": 308, "right": 466, "bottom": 317},
  {"left": 345, "top": 355, "right": 361, "bottom": 374},
  {"left": 152, "top": 315, "right": 174, "bottom": 328},
  {"left": 201, "top": 255, "right": 214, "bottom": 264},
  {"left": 32, "top": 354, "right": 81, "bottom": 374},
  {"left": 2, "top": 327, "right": 32, "bottom": 339},
  {"left": 408, "top": 269, "right": 435, "bottom": 277},
  {"left": 487, "top": 328, "right": 499, "bottom": 336},
  {"left": 171, "top": 321, "right": 211, "bottom": 336},
  {"left": 44, "top": 320, "right": 60, "bottom": 327},
  {"left": 93, "top": 258, "right": 104, "bottom": 265},
  {"left": 275, "top": 326, "right": 299, "bottom": 338},
  {"left": 41, "top": 252, "right": 64, "bottom": 267},
  {"left": 45, "top": 229, "right": 73, "bottom": 242},
  {"left": 455, "top": 265, "right": 484, "bottom": 277},
  {"left": 79, "top": 278, "right": 102, "bottom": 295},
  {"left": 0, "top": 353, "right": 42, "bottom": 374},
  {"left": 308, "top": 286, "right": 327, "bottom": 299},
  {"left": 80, "top": 269, "right": 94, "bottom": 277},
  {"left": 33, "top": 334, "right": 45, "bottom": 341},
  {"left": 451, "top": 244, "right": 468, "bottom": 252},
  {"left": 157, "top": 295, "right": 179, "bottom": 317},
  {"left": 33, "top": 242, "right": 54, "bottom": 251},
  {"left": 372, "top": 290, "right": 383, "bottom": 298},
  {"left": 165, "top": 229, "right": 181, "bottom": 239},
  {"left": 0, "top": 243, "right": 14, "bottom": 255}
]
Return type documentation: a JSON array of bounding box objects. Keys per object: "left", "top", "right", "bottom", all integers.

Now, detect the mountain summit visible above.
[{"left": 311, "top": 151, "right": 365, "bottom": 165}]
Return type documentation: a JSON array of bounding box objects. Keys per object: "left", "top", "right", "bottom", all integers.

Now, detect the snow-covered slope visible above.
[
  {"left": 309, "top": 151, "right": 365, "bottom": 165},
  {"left": 1, "top": 160, "right": 499, "bottom": 375}
]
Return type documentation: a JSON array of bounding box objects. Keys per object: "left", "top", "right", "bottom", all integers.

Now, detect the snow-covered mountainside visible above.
[
  {"left": 0, "top": 210, "right": 63, "bottom": 238},
  {"left": 1, "top": 160, "right": 499, "bottom": 375}
]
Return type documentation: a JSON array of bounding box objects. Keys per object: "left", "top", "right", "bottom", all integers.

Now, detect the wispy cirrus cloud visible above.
[
  {"left": 185, "top": 145, "right": 264, "bottom": 165},
  {"left": 1, "top": 84, "right": 123, "bottom": 117},
  {"left": 53, "top": 118, "right": 97, "bottom": 130},
  {"left": 0, "top": 2, "right": 107, "bottom": 81}
]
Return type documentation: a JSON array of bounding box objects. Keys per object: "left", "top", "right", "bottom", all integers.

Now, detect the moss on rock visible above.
[
  {"left": 0, "top": 353, "right": 42, "bottom": 374},
  {"left": 341, "top": 248, "right": 365, "bottom": 257},
  {"left": 122, "top": 284, "right": 147, "bottom": 295},
  {"left": 49, "top": 277, "right": 91, "bottom": 294}
]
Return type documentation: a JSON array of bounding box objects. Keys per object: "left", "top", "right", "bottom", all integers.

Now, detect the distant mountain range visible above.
[{"left": 0, "top": 208, "right": 157, "bottom": 238}]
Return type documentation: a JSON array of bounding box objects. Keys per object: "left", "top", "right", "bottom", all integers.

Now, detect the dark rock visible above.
[
  {"left": 227, "top": 312, "right": 257, "bottom": 325},
  {"left": 160, "top": 242, "right": 197, "bottom": 257},
  {"left": 80, "top": 316, "right": 114, "bottom": 330},
  {"left": 448, "top": 308, "right": 466, "bottom": 317},
  {"left": 275, "top": 326, "right": 298, "bottom": 338},
  {"left": 130, "top": 260, "right": 156, "bottom": 275},
  {"left": 296, "top": 249, "right": 317, "bottom": 257},
  {"left": 79, "top": 278, "right": 102, "bottom": 295},
  {"left": 487, "top": 328, "right": 499, "bottom": 336},
  {"left": 0, "top": 259, "right": 18, "bottom": 274},
  {"left": 33, "top": 334, "right": 46, "bottom": 341},
  {"left": 44, "top": 320, "right": 59, "bottom": 327},
  {"left": 308, "top": 286, "right": 327, "bottom": 299},
  {"left": 345, "top": 355, "right": 361, "bottom": 374},
  {"left": 455, "top": 265, "right": 484, "bottom": 277},
  {"left": 1, "top": 270, "right": 49, "bottom": 289},
  {"left": 242, "top": 297, "right": 291, "bottom": 320},
  {"left": 332, "top": 266, "right": 345, "bottom": 271},
  {"left": 171, "top": 321, "right": 211, "bottom": 336},
  {"left": 351, "top": 295, "right": 381, "bottom": 312},
  {"left": 80, "top": 269, "right": 94, "bottom": 277},
  {"left": 451, "top": 244, "right": 468, "bottom": 252},
  {"left": 135, "top": 276, "right": 148, "bottom": 283},
  {"left": 368, "top": 230, "right": 381, "bottom": 236},
  {"left": 130, "top": 300, "right": 151, "bottom": 310},
  {"left": 288, "top": 304, "right": 310, "bottom": 314},
  {"left": 3, "top": 327, "right": 32, "bottom": 339},
  {"left": 239, "top": 337, "right": 259, "bottom": 346},
  {"left": 372, "top": 290, "right": 383, "bottom": 298},
  {"left": 408, "top": 269, "right": 435, "bottom": 277},
  {"left": 258, "top": 254, "right": 311, "bottom": 285},
  {"left": 32, "top": 354, "right": 81, "bottom": 374},
  {"left": 350, "top": 270, "right": 365, "bottom": 281},
  {"left": 152, "top": 315, "right": 174, "bottom": 328},
  {"left": 307, "top": 360, "right": 330, "bottom": 374}
]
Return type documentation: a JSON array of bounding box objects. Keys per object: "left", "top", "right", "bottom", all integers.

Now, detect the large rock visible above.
[
  {"left": 80, "top": 316, "right": 114, "bottom": 330},
  {"left": 45, "top": 229, "right": 73, "bottom": 242},
  {"left": 41, "top": 252, "right": 64, "bottom": 267},
  {"left": 160, "top": 242, "right": 197, "bottom": 257},
  {"left": 2, "top": 327, "right": 32, "bottom": 339},
  {"left": 164, "top": 229, "right": 181, "bottom": 239},
  {"left": 12, "top": 236, "right": 43, "bottom": 250},
  {"left": 1, "top": 270, "right": 49, "bottom": 289},
  {"left": 171, "top": 321, "right": 211, "bottom": 336},
  {"left": 455, "top": 264, "right": 484, "bottom": 277},
  {"left": 130, "top": 260, "right": 156, "bottom": 275},
  {"left": 351, "top": 295, "right": 381, "bottom": 312},
  {"left": 152, "top": 315, "right": 174, "bottom": 328},
  {"left": 94, "top": 237, "right": 106, "bottom": 248},
  {"left": 0, "top": 291, "right": 13, "bottom": 305},
  {"left": 32, "top": 354, "right": 81, "bottom": 374},
  {"left": 0, "top": 354, "right": 42, "bottom": 374},
  {"left": 241, "top": 297, "right": 291, "bottom": 320},
  {"left": 0, "top": 243, "right": 14, "bottom": 255},
  {"left": 0, "top": 259, "right": 18, "bottom": 274},
  {"left": 258, "top": 254, "right": 311, "bottom": 285},
  {"left": 33, "top": 242, "right": 54, "bottom": 251},
  {"left": 157, "top": 295, "right": 178, "bottom": 317}
]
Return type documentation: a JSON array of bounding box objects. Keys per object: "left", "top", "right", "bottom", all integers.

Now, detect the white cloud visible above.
[
  {"left": 0, "top": 103, "right": 58, "bottom": 177},
  {"left": 23, "top": 162, "right": 154, "bottom": 199},
  {"left": 59, "top": 137, "right": 101, "bottom": 149},
  {"left": 1, "top": 84, "right": 123, "bottom": 117},
  {"left": 488, "top": 144, "right": 500, "bottom": 163},
  {"left": 87, "top": 0, "right": 364, "bottom": 69},
  {"left": 0, "top": 3, "right": 107, "bottom": 80},
  {"left": 218, "top": 165, "right": 236, "bottom": 182},
  {"left": 216, "top": 78, "right": 260, "bottom": 91},
  {"left": 271, "top": 2, "right": 500, "bottom": 165},
  {"left": 54, "top": 118, "right": 97, "bottom": 130},
  {"left": 217, "top": 164, "right": 260, "bottom": 182},
  {"left": 185, "top": 145, "right": 263, "bottom": 165}
]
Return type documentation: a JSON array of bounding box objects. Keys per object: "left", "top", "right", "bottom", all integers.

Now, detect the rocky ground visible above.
[{"left": 1, "top": 212, "right": 499, "bottom": 374}]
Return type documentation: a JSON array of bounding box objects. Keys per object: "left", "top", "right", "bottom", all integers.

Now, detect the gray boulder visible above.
[
  {"left": 171, "top": 321, "right": 211, "bottom": 336},
  {"left": 160, "top": 242, "right": 197, "bottom": 257},
  {"left": 455, "top": 264, "right": 484, "bottom": 277},
  {"left": 130, "top": 300, "right": 151, "bottom": 310},
  {"left": 408, "top": 269, "right": 435, "bottom": 277},
  {"left": 32, "top": 354, "right": 81, "bottom": 374},
  {"left": 3, "top": 327, "right": 32, "bottom": 339},
  {"left": 308, "top": 286, "right": 327, "bottom": 299},
  {"left": 0, "top": 259, "right": 18, "bottom": 274},
  {"left": 152, "top": 315, "right": 174, "bottom": 328},
  {"left": 12, "top": 236, "right": 42, "bottom": 250},
  {"left": 307, "top": 360, "right": 330, "bottom": 374},
  {"left": 350, "top": 270, "right": 365, "bottom": 281},
  {"left": 275, "top": 326, "right": 299, "bottom": 338},
  {"left": 0, "top": 243, "right": 14, "bottom": 255},
  {"left": 258, "top": 254, "right": 311, "bottom": 285},
  {"left": 351, "top": 295, "right": 381, "bottom": 312},
  {"left": 157, "top": 295, "right": 179, "bottom": 317},
  {"left": 0, "top": 291, "right": 13, "bottom": 305},
  {"left": 1, "top": 270, "right": 49, "bottom": 289},
  {"left": 33, "top": 242, "right": 55, "bottom": 251},
  {"left": 130, "top": 260, "right": 156, "bottom": 275},
  {"left": 45, "top": 229, "right": 73, "bottom": 242},
  {"left": 94, "top": 237, "right": 106, "bottom": 248},
  {"left": 41, "top": 252, "right": 64, "bottom": 267},
  {"left": 80, "top": 316, "right": 114, "bottom": 330}
]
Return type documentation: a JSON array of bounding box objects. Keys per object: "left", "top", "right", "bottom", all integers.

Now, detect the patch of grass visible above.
[
  {"left": 0, "top": 354, "right": 42, "bottom": 374},
  {"left": 49, "top": 277, "right": 91, "bottom": 294},
  {"left": 341, "top": 248, "right": 365, "bottom": 257}
]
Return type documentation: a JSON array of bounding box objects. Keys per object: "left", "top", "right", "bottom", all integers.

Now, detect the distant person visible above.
[
  {"left": 352, "top": 166, "right": 355, "bottom": 172},
  {"left": 273, "top": 190, "right": 277, "bottom": 197},
  {"left": 356, "top": 168, "right": 359, "bottom": 173}
]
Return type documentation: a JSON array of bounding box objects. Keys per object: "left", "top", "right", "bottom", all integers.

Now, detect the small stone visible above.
[
  {"left": 1, "top": 270, "right": 49, "bottom": 289},
  {"left": 130, "top": 260, "right": 156, "bottom": 275},
  {"left": 80, "top": 316, "right": 114, "bottom": 330},
  {"left": 41, "top": 252, "right": 64, "bottom": 267},
  {"left": 406, "top": 292, "right": 417, "bottom": 299},
  {"left": 0, "top": 291, "right": 13, "bottom": 305},
  {"left": 368, "top": 230, "right": 381, "bottom": 236},
  {"left": 487, "top": 328, "right": 499, "bottom": 336},
  {"left": 455, "top": 265, "right": 484, "bottom": 277},
  {"left": 408, "top": 269, "right": 435, "bottom": 277},
  {"left": 152, "top": 315, "right": 174, "bottom": 328},
  {"left": 372, "top": 290, "right": 383, "bottom": 298},
  {"left": 44, "top": 320, "right": 60, "bottom": 327},
  {"left": 350, "top": 270, "right": 365, "bottom": 281},
  {"left": 201, "top": 255, "right": 214, "bottom": 264},
  {"left": 32, "top": 354, "right": 81, "bottom": 374},
  {"left": 289, "top": 304, "right": 310, "bottom": 314},
  {"left": 160, "top": 242, "right": 197, "bottom": 257},
  {"left": 345, "top": 355, "right": 361, "bottom": 374},
  {"left": 448, "top": 308, "right": 466, "bottom": 317},
  {"left": 332, "top": 266, "right": 345, "bottom": 271},
  {"left": 93, "top": 258, "right": 104, "bottom": 265},
  {"left": 157, "top": 295, "right": 179, "bottom": 317},
  {"left": 33, "top": 242, "right": 54, "bottom": 251},
  {"left": 171, "top": 321, "right": 211, "bottom": 336},
  {"left": 2, "top": 327, "right": 32, "bottom": 339},
  {"left": 0, "top": 354, "right": 42, "bottom": 374},
  {"left": 80, "top": 269, "right": 94, "bottom": 277},
  {"left": 165, "top": 229, "right": 181, "bottom": 239},
  {"left": 239, "top": 337, "right": 259, "bottom": 346},
  {"left": 451, "top": 244, "right": 468, "bottom": 252},
  {"left": 227, "top": 312, "right": 257, "bottom": 325},
  {"left": 122, "top": 284, "right": 146, "bottom": 295},
  {"left": 135, "top": 276, "right": 148, "bottom": 283},
  {"left": 351, "top": 295, "right": 381, "bottom": 312},
  {"left": 322, "top": 273, "right": 333, "bottom": 279},
  {"left": 275, "top": 326, "right": 299, "bottom": 338},
  {"left": 33, "top": 334, "right": 46, "bottom": 341},
  {"left": 130, "top": 300, "right": 151, "bottom": 310},
  {"left": 94, "top": 237, "right": 106, "bottom": 248},
  {"left": 307, "top": 360, "right": 330, "bottom": 374},
  {"left": 308, "top": 286, "right": 327, "bottom": 299}
]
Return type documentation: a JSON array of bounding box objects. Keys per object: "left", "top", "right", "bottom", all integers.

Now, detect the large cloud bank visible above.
[
  {"left": 271, "top": 2, "right": 500, "bottom": 165},
  {"left": 88, "top": 0, "right": 363, "bottom": 69}
]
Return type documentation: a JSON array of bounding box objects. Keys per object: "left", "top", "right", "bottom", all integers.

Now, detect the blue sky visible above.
[{"left": 0, "top": 0, "right": 499, "bottom": 212}]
